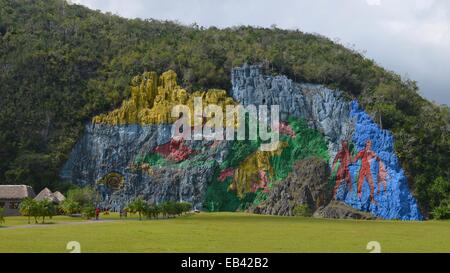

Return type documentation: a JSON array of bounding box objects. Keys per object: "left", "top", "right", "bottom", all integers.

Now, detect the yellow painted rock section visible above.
[
  {"left": 230, "top": 142, "right": 288, "bottom": 198},
  {"left": 93, "top": 70, "right": 235, "bottom": 125}
]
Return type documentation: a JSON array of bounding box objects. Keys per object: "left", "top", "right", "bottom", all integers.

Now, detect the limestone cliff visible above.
[
  {"left": 249, "top": 157, "right": 331, "bottom": 216},
  {"left": 61, "top": 65, "right": 422, "bottom": 220}
]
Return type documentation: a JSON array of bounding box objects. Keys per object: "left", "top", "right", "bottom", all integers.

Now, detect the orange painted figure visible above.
[
  {"left": 332, "top": 141, "right": 353, "bottom": 198},
  {"left": 377, "top": 161, "right": 388, "bottom": 194},
  {"left": 353, "top": 140, "right": 386, "bottom": 203}
]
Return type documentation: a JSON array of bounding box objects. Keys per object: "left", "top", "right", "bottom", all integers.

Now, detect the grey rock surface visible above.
[
  {"left": 232, "top": 64, "right": 354, "bottom": 164},
  {"left": 313, "top": 201, "right": 378, "bottom": 220},
  {"left": 249, "top": 157, "right": 331, "bottom": 216},
  {"left": 61, "top": 64, "right": 362, "bottom": 216},
  {"left": 60, "top": 123, "right": 229, "bottom": 211}
]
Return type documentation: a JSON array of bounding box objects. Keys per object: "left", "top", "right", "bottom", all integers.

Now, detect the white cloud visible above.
[
  {"left": 366, "top": 0, "right": 381, "bottom": 6},
  {"left": 70, "top": 0, "right": 450, "bottom": 105}
]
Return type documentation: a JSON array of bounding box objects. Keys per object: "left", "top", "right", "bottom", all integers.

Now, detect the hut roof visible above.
[
  {"left": 34, "top": 188, "right": 58, "bottom": 203},
  {"left": 53, "top": 191, "right": 66, "bottom": 202},
  {"left": 0, "top": 185, "right": 35, "bottom": 200}
]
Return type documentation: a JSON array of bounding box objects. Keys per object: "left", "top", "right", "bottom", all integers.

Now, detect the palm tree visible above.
[
  {"left": 36, "top": 200, "right": 56, "bottom": 224},
  {"left": 127, "top": 198, "right": 148, "bottom": 221},
  {"left": 19, "top": 198, "right": 35, "bottom": 224},
  {"left": 30, "top": 201, "right": 41, "bottom": 224},
  {"left": 0, "top": 207, "right": 5, "bottom": 225}
]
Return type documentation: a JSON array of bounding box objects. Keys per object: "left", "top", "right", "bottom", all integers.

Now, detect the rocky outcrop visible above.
[
  {"left": 60, "top": 124, "right": 173, "bottom": 188},
  {"left": 60, "top": 123, "right": 230, "bottom": 210},
  {"left": 333, "top": 101, "right": 423, "bottom": 220},
  {"left": 313, "top": 201, "right": 377, "bottom": 220},
  {"left": 92, "top": 70, "right": 234, "bottom": 125},
  {"left": 61, "top": 64, "right": 423, "bottom": 220},
  {"left": 249, "top": 158, "right": 331, "bottom": 216},
  {"left": 231, "top": 64, "right": 354, "bottom": 160},
  {"left": 232, "top": 65, "right": 422, "bottom": 220}
]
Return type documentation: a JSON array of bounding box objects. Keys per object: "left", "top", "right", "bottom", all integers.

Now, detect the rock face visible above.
[
  {"left": 60, "top": 123, "right": 229, "bottom": 210},
  {"left": 313, "top": 201, "right": 377, "bottom": 220},
  {"left": 249, "top": 158, "right": 331, "bottom": 216},
  {"left": 92, "top": 70, "right": 234, "bottom": 125},
  {"left": 333, "top": 101, "right": 423, "bottom": 220},
  {"left": 231, "top": 65, "right": 422, "bottom": 220},
  {"left": 231, "top": 64, "right": 354, "bottom": 160},
  {"left": 61, "top": 64, "right": 423, "bottom": 220},
  {"left": 61, "top": 124, "right": 172, "bottom": 188}
]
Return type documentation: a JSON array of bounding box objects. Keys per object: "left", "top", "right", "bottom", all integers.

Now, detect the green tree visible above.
[
  {"left": 39, "top": 200, "right": 56, "bottom": 224},
  {"left": 174, "top": 203, "right": 184, "bottom": 216},
  {"left": 146, "top": 204, "right": 161, "bottom": 219},
  {"left": 161, "top": 201, "right": 178, "bottom": 218},
  {"left": 180, "top": 202, "right": 193, "bottom": 215},
  {"left": 0, "top": 207, "right": 4, "bottom": 225},
  {"left": 29, "top": 201, "right": 41, "bottom": 224},
  {"left": 293, "top": 204, "right": 312, "bottom": 217},
  {"left": 66, "top": 187, "right": 96, "bottom": 207},
  {"left": 60, "top": 199, "right": 81, "bottom": 215},
  {"left": 127, "top": 198, "right": 149, "bottom": 220},
  {"left": 431, "top": 201, "right": 450, "bottom": 220},
  {"left": 430, "top": 177, "right": 450, "bottom": 209},
  {"left": 19, "top": 197, "right": 36, "bottom": 224},
  {"left": 82, "top": 205, "right": 96, "bottom": 220}
]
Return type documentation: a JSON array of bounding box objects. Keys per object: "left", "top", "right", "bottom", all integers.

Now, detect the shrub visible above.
[
  {"left": 126, "top": 198, "right": 148, "bottom": 220},
  {"left": 60, "top": 199, "right": 81, "bottom": 215},
  {"left": 0, "top": 207, "right": 4, "bottom": 225},
  {"left": 179, "top": 202, "right": 193, "bottom": 214},
  {"left": 66, "top": 187, "right": 96, "bottom": 207},
  {"left": 161, "top": 201, "right": 178, "bottom": 218},
  {"left": 19, "top": 197, "right": 36, "bottom": 224},
  {"left": 29, "top": 201, "right": 41, "bottom": 224},
  {"left": 175, "top": 203, "right": 184, "bottom": 216},
  {"left": 82, "top": 205, "right": 96, "bottom": 220},
  {"left": 293, "top": 204, "right": 312, "bottom": 217},
  {"left": 431, "top": 202, "right": 450, "bottom": 220},
  {"left": 39, "top": 200, "right": 57, "bottom": 224},
  {"left": 146, "top": 204, "right": 161, "bottom": 219}
]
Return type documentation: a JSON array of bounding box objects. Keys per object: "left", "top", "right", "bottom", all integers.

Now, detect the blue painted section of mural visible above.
[{"left": 335, "top": 101, "right": 423, "bottom": 220}]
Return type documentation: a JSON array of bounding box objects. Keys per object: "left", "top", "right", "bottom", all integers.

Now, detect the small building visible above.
[
  {"left": 34, "top": 188, "right": 65, "bottom": 205},
  {"left": 0, "top": 185, "right": 36, "bottom": 216}
]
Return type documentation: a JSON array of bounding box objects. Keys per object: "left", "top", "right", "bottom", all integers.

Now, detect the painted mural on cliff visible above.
[
  {"left": 332, "top": 101, "right": 422, "bottom": 220},
  {"left": 61, "top": 64, "right": 422, "bottom": 220}
]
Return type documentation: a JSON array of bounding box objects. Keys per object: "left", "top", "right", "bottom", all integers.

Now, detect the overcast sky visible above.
[{"left": 71, "top": 0, "right": 450, "bottom": 106}]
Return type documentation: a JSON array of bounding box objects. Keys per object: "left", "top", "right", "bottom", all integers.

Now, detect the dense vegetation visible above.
[
  {"left": 126, "top": 197, "right": 193, "bottom": 220},
  {"left": 59, "top": 186, "right": 97, "bottom": 218},
  {"left": 18, "top": 198, "right": 56, "bottom": 224},
  {"left": 0, "top": 0, "right": 448, "bottom": 217},
  {"left": 0, "top": 207, "right": 4, "bottom": 225}
]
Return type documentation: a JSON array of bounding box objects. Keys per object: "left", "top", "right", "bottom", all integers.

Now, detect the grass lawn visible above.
[
  {"left": 0, "top": 212, "right": 449, "bottom": 253},
  {"left": 0, "top": 215, "right": 92, "bottom": 227}
]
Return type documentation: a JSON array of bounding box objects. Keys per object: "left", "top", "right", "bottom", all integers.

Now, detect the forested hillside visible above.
[{"left": 0, "top": 0, "right": 448, "bottom": 217}]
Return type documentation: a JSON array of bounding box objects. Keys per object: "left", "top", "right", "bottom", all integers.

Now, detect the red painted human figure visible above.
[
  {"left": 332, "top": 141, "right": 353, "bottom": 198},
  {"left": 353, "top": 140, "right": 383, "bottom": 203}
]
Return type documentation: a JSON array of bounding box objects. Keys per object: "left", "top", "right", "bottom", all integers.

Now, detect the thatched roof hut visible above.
[
  {"left": 0, "top": 185, "right": 35, "bottom": 216},
  {"left": 34, "top": 188, "right": 58, "bottom": 203},
  {"left": 53, "top": 191, "right": 66, "bottom": 203},
  {"left": 0, "top": 185, "right": 35, "bottom": 200},
  {"left": 34, "top": 188, "right": 66, "bottom": 204}
]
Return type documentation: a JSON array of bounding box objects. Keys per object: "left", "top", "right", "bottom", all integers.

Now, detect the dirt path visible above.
[{"left": 0, "top": 220, "right": 117, "bottom": 230}]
